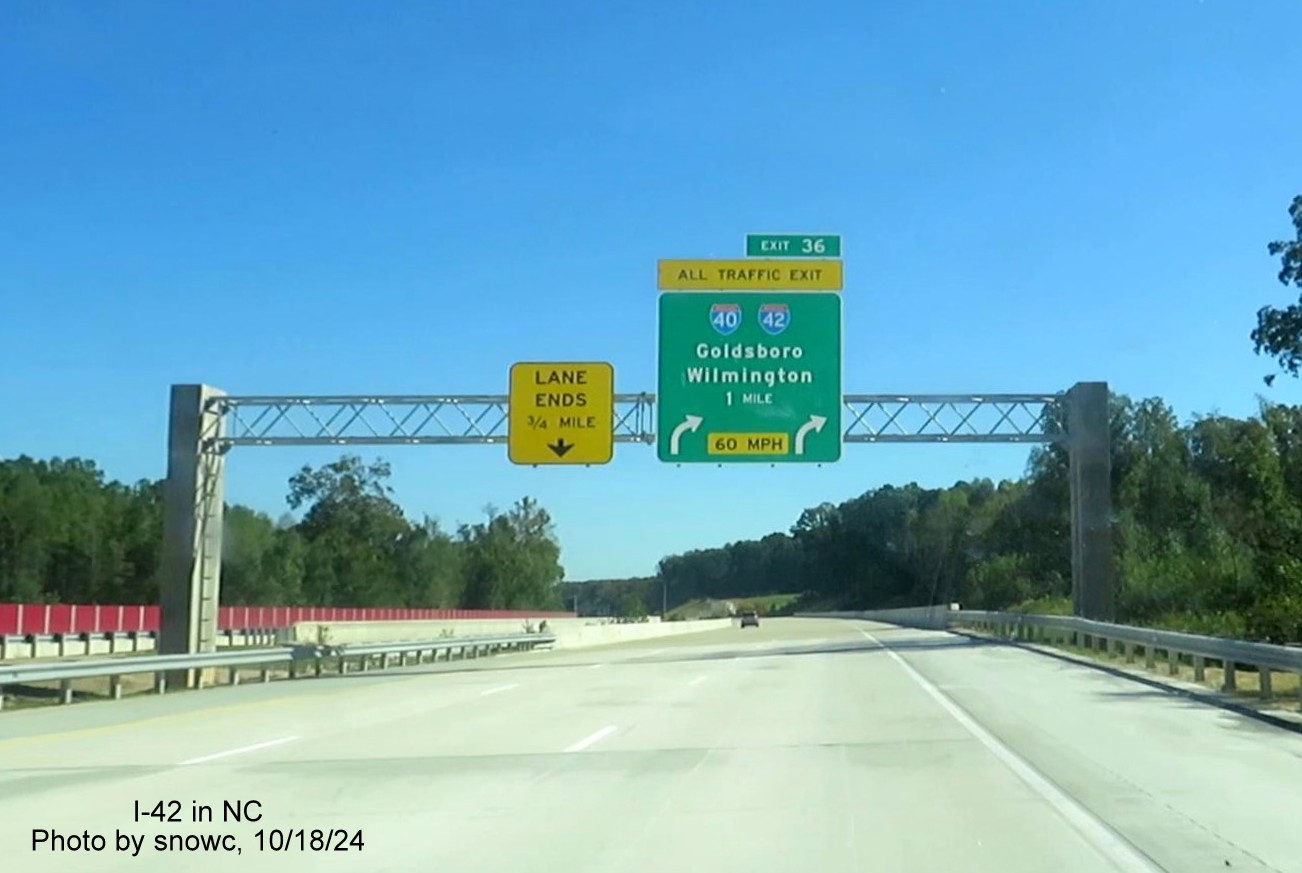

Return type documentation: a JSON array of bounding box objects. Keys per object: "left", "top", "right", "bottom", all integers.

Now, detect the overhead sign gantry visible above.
[{"left": 159, "top": 231, "right": 1114, "bottom": 687}]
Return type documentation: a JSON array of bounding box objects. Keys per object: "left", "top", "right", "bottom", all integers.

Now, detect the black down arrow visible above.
[{"left": 548, "top": 438, "right": 574, "bottom": 457}]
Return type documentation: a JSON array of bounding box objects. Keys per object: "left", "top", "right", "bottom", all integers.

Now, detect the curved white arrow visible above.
[
  {"left": 794, "top": 414, "right": 827, "bottom": 455},
  {"left": 669, "top": 414, "right": 703, "bottom": 455}
]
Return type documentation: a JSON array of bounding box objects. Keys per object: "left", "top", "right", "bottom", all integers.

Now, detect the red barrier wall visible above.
[{"left": 0, "top": 602, "right": 573, "bottom": 635}]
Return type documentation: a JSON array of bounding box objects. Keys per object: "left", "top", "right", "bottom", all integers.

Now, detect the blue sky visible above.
[{"left": 3, "top": 1, "right": 1301, "bottom": 582}]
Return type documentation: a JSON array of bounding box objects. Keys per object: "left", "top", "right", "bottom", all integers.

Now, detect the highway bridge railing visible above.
[
  {"left": 950, "top": 610, "right": 1302, "bottom": 701},
  {"left": 800, "top": 606, "right": 1302, "bottom": 702},
  {"left": 0, "top": 628, "right": 287, "bottom": 661},
  {"left": 0, "top": 601, "right": 574, "bottom": 636},
  {"left": 1, "top": 622, "right": 565, "bottom": 661},
  {"left": 0, "top": 632, "right": 554, "bottom": 711}
]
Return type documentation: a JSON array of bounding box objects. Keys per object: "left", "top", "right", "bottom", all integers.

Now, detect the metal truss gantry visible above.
[
  {"left": 207, "top": 392, "right": 1063, "bottom": 450},
  {"left": 161, "top": 383, "right": 1111, "bottom": 683}
]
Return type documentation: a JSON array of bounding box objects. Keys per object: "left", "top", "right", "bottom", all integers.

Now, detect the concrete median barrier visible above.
[
  {"left": 284, "top": 617, "right": 733, "bottom": 649},
  {"left": 548, "top": 618, "right": 732, "bottom": 648},
  {"left": 796, "top": 605, "right": 955, "bottom": 630}
]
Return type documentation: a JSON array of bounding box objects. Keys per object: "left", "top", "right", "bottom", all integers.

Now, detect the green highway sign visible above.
[
  {"left": 657, "top": 292, "right": 841, "bottom": 463},
  {"left": 745, "top": 233, "right": 842, "bottom": 258}
]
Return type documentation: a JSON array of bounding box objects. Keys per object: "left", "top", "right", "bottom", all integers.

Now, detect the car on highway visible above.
[{"left": 739, "top": 610, "right": 759, "bottom": 628}]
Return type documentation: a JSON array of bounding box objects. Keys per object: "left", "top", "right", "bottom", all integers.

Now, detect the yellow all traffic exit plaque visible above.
[
  {"left": 508, "top": 362, "right": 614, "bottom": 465},
  {"left": 657, "top": 259, "right": 843, "bottom": 291}
]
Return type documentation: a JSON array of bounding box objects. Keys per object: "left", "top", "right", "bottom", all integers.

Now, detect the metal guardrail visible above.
[
  {"left": 951, "top": 610, "right": 1302, "bottom": 701},
  {"left": 0, "top": 632, "right": 555, "bottom": 711}
]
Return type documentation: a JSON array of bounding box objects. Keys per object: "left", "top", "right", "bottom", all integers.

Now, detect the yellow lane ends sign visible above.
[
  {"left": 658, "top": 259, "right": 843, "bottom": 291},
  {"left": 508, "top": 362, "right": 614, "bottom": 465}
]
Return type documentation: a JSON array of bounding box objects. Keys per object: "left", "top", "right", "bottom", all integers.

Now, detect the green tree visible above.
[
  {"left": 618, "top": 590, "right": 647, "bottom": 619},
  {"left": 221, "top": 506, "right": 279, "bottom": 606},
  {"left": 286, "top": 456, "right": 410, "bottom": 606},
  {"left": 0, "top": 457, "right": 54, "bottom": 601},
  {"left": 1251, "top": 194, "right": 1302, "bottom": 383},
  {"left": 0, "top": 457, "right": 166, "bottom": 604},
  {"left": 458, "top": 498, "right": 564, "bottom": 610},
  {"left": 396, "top": 518, "right": 464, "bottom": 608}
]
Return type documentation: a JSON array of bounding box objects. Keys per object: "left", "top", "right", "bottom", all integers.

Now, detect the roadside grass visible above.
[
  {"left": 732, "top": 593, "right": 802, "bottom": 615},
  {"left": 664, "top": 600, "right": 710, "bottom": 621}
]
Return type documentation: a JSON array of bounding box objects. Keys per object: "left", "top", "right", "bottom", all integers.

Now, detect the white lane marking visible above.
[
  {"left": 589, "top": 663, "right": 604, "bottom": 669},
  {"left": 648, "top": 648, "right": 666, "bottom": 656},
  {"left": 858, "top": 630, "right": 1163, "bottom": 873},
  {"left": 687, "top": 675, "right": 708, "bottom": 686},
  {"left": 177, "top": 735, "right": 299, "bottom": 767},
  {"left": 565, "top": 724, "right": 618, "bottom": 753},
  {"left": 480, "top": 683, "right": 519, "bottom": 696}
]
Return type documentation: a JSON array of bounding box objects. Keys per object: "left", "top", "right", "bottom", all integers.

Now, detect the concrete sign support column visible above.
[
  {"left": 160, "top": 384, "right": 227, "bottom": 689},
  {"left": 1067, "top": 381, "right": 1114, "bottom": 621}
]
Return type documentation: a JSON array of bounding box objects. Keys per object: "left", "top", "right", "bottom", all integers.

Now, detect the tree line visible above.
[
  {"left": 0, "top": 454, "right": 565, "bottom": 611},
  {"left": 557, "top": 577, "right": 658, "bottom": 619},
  {"left": 651, "top": 395, "right": 1302, "bottom": 641}
]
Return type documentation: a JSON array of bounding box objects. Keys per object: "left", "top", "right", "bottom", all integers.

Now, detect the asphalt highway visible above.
[{"left": 2, "top": 617, "right": 1300, "bottom": 872}]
